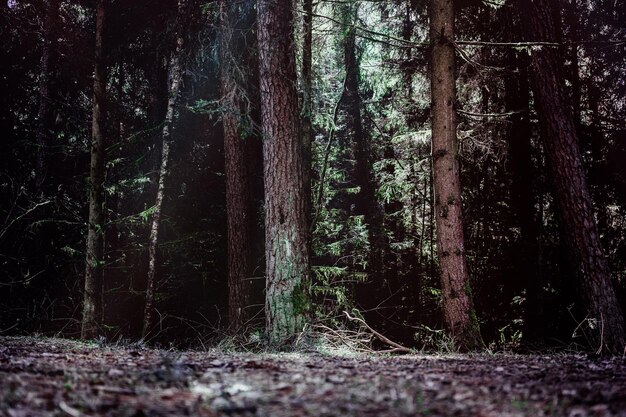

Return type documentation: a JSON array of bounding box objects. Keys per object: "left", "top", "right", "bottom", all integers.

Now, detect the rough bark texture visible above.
[
  {"left": 429, "top": 0, "right": 482, "bottom": 350},
  {"left": 258, "top": 0, "right": 311, "bottom": 345},
  {"left": 35, "top": 0, "right": 60, "bottom": 191},
  {"left": 81, "top": 0, "right": 107, "bottom": 340},
  {"left": 516, "top": 0, "right": 625, "bottom": 354},
  {"left": 142, "top": 3, "right": 185, "bottom": 338},
  {"left": 220, "top": 0, "right": 263, "bottom": 332}
]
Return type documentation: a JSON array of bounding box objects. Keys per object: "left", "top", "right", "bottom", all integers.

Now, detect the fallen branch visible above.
[
  {"left": 344, "top": 311, "right": 411, "bottom": 354},
  {"left": 311, "top": 323, "right": 373, "bottom": 353},
  {"left": 59, "top": 401, "right": 86, "bottom": 417}
]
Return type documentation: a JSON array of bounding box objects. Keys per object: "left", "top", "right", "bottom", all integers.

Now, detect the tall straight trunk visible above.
[
  {"left": 302, "top": 0, "right": 313, "bottom": 231},
  {"left": 504, "top": 56, "right": 542, "bottom": 343},
  {"left": 429, "top": 0, "right": 482, "bottom": 350},
  {"left": 81, "top": 0, "right": 107, "bottom": 340},
  {"left": 341, "top": 1, "right": 387, "bottom": 287},
  {"left": 220, "top": 0, "right": 261, "bottom": 332},
  {"left": 515, "top": 0, "right": 625, "bottom": 354},
  {"left": 142, "top": 3, "right": 185, "bottom": 338},
  {"left": 35, "top": 0, "right": 60, "bottom": 190},
  {"left": 258, "top": 0, "right": 311, "bottom": 345}
]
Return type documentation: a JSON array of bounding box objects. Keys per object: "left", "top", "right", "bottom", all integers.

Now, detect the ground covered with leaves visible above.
[{"left": 1, "top": 336, "right": 626, "bottom": 416}]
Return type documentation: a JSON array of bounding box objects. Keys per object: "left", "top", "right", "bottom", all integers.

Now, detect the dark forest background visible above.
[{"left": 1, "top": 0, "right": 625, "bottom": 351}]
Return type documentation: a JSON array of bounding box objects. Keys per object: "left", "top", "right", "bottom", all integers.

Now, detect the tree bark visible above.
[
  {"left": 258, "top": 0, "right": 311, "bottom": 345},
  {"left": 220, "top": 0, "right": 262, "bottom": 332},
  {"left": 429, "top": 0, "right": 482, "bottom": 350},
  {"left": 81, "top": 0, "right": 108, "bottom": 340},
  {"left": 142, "top": 1, "right": 185, "bottom": 339},
  {"left": 515, "top": 0, "right": 625, "bottom": 354}
]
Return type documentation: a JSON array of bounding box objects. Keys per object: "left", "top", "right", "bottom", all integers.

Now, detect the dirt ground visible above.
[{"left": 1, "top": 336, "right": 626, "bottom": 417}]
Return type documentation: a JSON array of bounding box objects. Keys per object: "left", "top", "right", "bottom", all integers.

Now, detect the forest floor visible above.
[{"left": 1, "top": 336, "right": 626, "bottom": 417}]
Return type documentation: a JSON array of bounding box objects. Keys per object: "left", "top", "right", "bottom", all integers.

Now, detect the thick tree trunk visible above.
[
  {"left": 35, "top": 0, "right": 60, "bottom": 191},
  {"left": 258, "top": 0, "right": 311, "bottom": 345},
  {"left": 81, "top": 0, "right": 107, "bottom": 340},
  {"left": 220, "top": 0, "right": 262, "bottom": 332},
  {"left": 142, "top": 4, "right": 185, "bottom": 338},
  {"left": 516, "top": 0, "right": 625, "bottom": 354},
  {"left": 429, "top": 0, "right": 482, "bottom": 350}
]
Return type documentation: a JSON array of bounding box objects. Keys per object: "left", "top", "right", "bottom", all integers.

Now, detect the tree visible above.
[
  {"left": 258, "top": 0, "right": 311, "bottom": 345},
  {"left": 142, "top": 0, "right": 186, "bottom": 338},
  {"left": 339, "top": 0, "right": 389, "bottom": 325},
  {"left": 302, "top": 0, "right": 314, "bottom": 232},
  {"left": 220, "top": 0, "right": 263, "bottom": 332},
  {"left": 82, "top": 0, "right": 108, "bottom": 339},
  {"left": 35, "top": 0, "right": 60, "bottom": 191},
  {"left": 504, "top": 55, "right": 543, "bottom": 343},
  {"left": 429, "top": 0, "right": 482, "bottom": 349},
  {"left": 515, "top": 0, "right": 625, "bottom": 354}
]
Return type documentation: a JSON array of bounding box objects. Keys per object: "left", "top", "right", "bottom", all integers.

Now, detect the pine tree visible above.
[
  {"left": 515, "top": 0, "right": 625, "bottom": 354},
  {"left": 429, "top": 0, "right": 482, "bottom": 350},
  {"left": 258, "top": 0, "right": 311, "bottom": 345},
  {"left": 82, "top": 0, "right": 108, "bottom": 339}
]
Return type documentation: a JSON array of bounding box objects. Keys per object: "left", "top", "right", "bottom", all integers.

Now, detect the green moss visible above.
[
  {"left": 292, "top": 282, "right": 311, "bottom": 317},
  {"left": 463, "top": 279, "right": 473, "bottom": 297}
]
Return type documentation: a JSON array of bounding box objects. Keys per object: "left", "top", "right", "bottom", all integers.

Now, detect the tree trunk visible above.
[
  {"left": 429, "top": 0, "right": 482, "bottom": 350},
  {"left": 220, "top": 0, "right": 262, "bottom": 332},
  {"left": 142, "top": 3, "right": 185, "bottom": 339},
  {"left": 258, "top": 0, "right": 311, "bottom": 345},
  {"left": 504, "top": 55, "right": 543, "bottom": 343},
  {"left": 35, "top": 0, "right": 60, "bottom": 191},
  {"left": 342, "top": 1, "right": 387, "bottom": 290},
  {"left": 302, "top": 0, "right": 313, "bottom": 233},
  {"left": 516, "top": 0, "right": 625, "bottom": 354},
  {"left": 81, "top": 0, "right": 107, "bottom": 340}
]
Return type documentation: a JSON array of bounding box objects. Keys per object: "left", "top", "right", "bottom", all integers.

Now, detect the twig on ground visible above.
[
  {"left": 344, "top": 311, "right": 411, "bottom": 354},
  {"left": 311, "top": 323, "right": 373, "bottom": 353},
  {"left": 59, "top": 401, "right": 85, "bottom": 417}
]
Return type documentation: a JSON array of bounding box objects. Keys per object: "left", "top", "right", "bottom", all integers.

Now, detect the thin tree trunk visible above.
[
  {"left": 504, "top": 55, "right": 542, "bottom": 343},
  {"left": 220, "top": 0, "right": 261, "bottom": 332},
  {"left": 142, "top": 4, "right": 185, "bottom": 338},
  {"left": 429, "top": 0, "right": 482, "bottom": 350},
  {"left": 341, "top": 1, "right": 387, "bottom": 288},
  {"left": 35, "top": 0, "right": 60, "bottom": 191},
  {"left": 515, "top": 0, "right": 625, "bottom": 354},
  {"left": 258, "top": 0, "right": 311, "bottom": 345},
  {"left": 302, "top": 0, "right": 314, "bottom": 233},
  {"left": 81, "top": 0, "right": 107, "bottom": 340}
]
